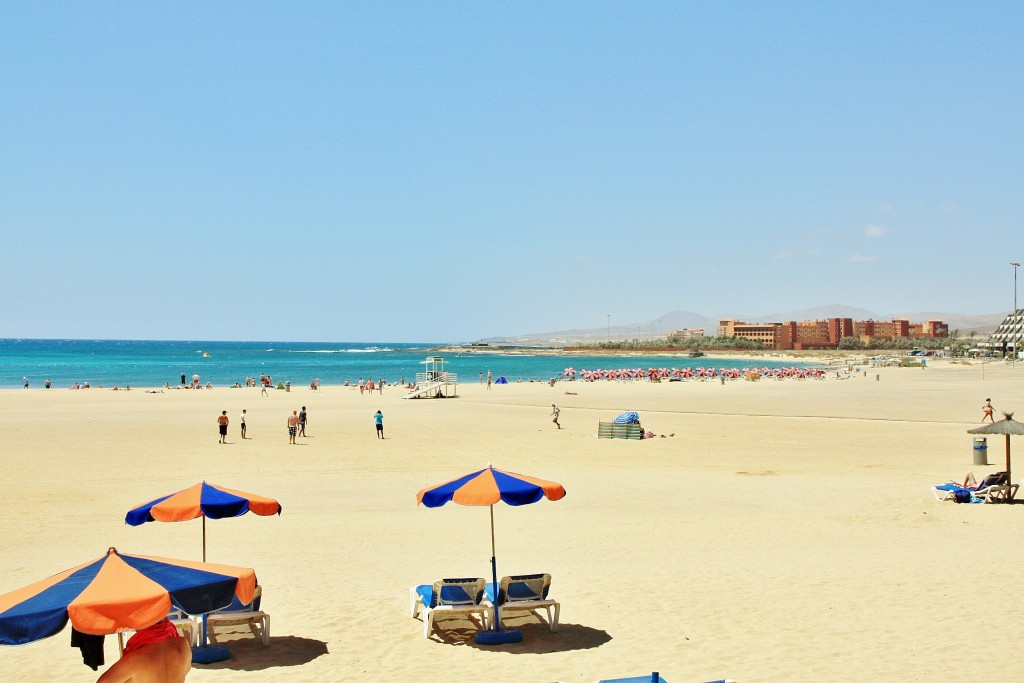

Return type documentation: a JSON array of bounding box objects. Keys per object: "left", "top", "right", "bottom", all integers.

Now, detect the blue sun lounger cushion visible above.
[
  {"left": 410, "top": 578, "right": 490, "bottom": 638},
  {"left": 484, "top": 573, "right": 560, "bottom": 632}
]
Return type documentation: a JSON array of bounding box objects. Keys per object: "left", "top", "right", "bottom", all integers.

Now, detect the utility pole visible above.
[{"left": 1012, "top": 262, "right": 1020, "bottom": 365}]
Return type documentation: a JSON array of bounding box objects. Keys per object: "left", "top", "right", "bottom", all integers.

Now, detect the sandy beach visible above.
[{"left": 2, "top": 358, "right": 1023, "bottom": 682}]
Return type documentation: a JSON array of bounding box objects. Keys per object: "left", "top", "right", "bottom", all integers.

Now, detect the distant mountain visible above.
[
  {"left": 478, "top": 304, "right": 1006, "bottom": 344},
  {"left": 742, "top": 304, "right": 881, "bottom": 323},
  {"left": 892, "top": 311, "right": 1005, "bottom": 334}
]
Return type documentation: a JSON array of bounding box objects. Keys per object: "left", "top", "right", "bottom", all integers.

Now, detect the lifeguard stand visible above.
[{"left": 404, "top": 356, "right": 458, "bottom": 399}]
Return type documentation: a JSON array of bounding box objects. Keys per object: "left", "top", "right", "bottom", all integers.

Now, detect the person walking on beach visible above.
[
  {"left": 240, "top": 409, "right": 247, "bottom": 439},
  {"left": 359, "top": 378, "right": 365, "bottom": 395},
  {"left": 217, "top": 411, "right": 229, "bottom": 444},
  {"left": 23, "top": 377, "right": 28, "bottom": 389},
  {"left": 180, "top": 373, "right": 186, "bottom": 387},
  {"left": 298, "top": 406, "right": 307, "bottom": 437},
  {"left": 287, "top": 411, "right": 299, "bottom": 444},
  {"left": 983, "top": 398, "right": 996, "bottom": 423},
  {"left": 374, "top": 410, "right": 384, "bottom": 439},
  {"left": 487, "top": 370, "right": 492, "bottom": 390},
  {"left": 551, "top": 404, "right": 561, "bottom": 429}
]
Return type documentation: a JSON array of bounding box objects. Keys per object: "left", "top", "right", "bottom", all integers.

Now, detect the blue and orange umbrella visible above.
[
  {"left": 417, "top": 465, "right": 565, "bottom": 643},
  {"left": 126, "top": 482, "right": 282, "bottom": 562},
  {"left": 0, "top": 547, "right": 256, "bottom": 645}
]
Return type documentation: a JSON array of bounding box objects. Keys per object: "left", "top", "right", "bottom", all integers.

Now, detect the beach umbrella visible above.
[
  {"left": 563, "top": 368, "right": 575, "bottom": 377},
  {"left": 968, "top": 413, "right": 1024, "bottom": 502},
  {"left": 0, "top": 547, "right": 256, "bottom": 645},
  {"left": 614, "top": 411, "right": 640, "bottom": 424},
  {"left": 417, "top": 465, "right": 565, "bottom": 644},
  {"left": 126, "top": 482, "right": 282, "bottom": 561}
]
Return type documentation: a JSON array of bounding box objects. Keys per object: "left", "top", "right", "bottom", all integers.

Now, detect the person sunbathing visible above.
[{"left": 96, "top": 618, "right": 191, "bottom": 683}]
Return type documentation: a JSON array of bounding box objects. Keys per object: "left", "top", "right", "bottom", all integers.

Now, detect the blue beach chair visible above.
[
  {"left": 483, "top": 573, "right": 560, "bottom": 631},
  {"left": 410, "top": 577, "right": 490, "bottom": 638}
]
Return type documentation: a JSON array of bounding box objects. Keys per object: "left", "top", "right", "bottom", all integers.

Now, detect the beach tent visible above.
[
  {"left": 495, "top": 376, "right": 508, "bottom": 384},
  {"left": 613, "top": 411, "right": 641, "bottom": 424}
]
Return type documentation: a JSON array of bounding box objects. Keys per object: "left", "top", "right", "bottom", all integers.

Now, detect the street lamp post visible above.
[{"left": 1012, "top": 262, "right": 1020, "bottom": 366}]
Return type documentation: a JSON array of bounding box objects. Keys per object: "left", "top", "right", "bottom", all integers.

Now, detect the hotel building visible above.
[{"left": 717, "top": 317, "right": 948, "bottom": 350}]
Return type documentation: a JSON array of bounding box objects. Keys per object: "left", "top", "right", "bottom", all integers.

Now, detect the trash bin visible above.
[
  {"left": 285, "top": 381, "right": 291, "bottom": 393},
  {"left": 973, "top": 437, "right": 988, "bottom": 465}
]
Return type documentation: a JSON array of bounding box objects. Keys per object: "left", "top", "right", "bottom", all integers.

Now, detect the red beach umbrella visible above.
[
  {"left": 417, "top": 465, "right": 565, "bottom": 644},
  {"left": 126, "top": 482, "right": 282, "bottom": 562}
]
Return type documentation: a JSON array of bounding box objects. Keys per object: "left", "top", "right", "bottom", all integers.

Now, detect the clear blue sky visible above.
[{"left": 2, "top": 2, "right": 1021, "bottom": 342}]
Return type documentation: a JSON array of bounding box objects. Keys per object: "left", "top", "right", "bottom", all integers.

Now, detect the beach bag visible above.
[{"left": 954, "top": 489, "right": 973, "bottom": 504}]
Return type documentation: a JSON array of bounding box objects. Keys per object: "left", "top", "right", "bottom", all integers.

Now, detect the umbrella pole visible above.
[
  {"left": 489, "top": 504, "right": 501, "bottom": 631},
  {"left": 1007, "top": 435, "right": 1013, "bottom": 503},
  {"left": 202, "top": 516, "right": 207, "bottom": 562}
]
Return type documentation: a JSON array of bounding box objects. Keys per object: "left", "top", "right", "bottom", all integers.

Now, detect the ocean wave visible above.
[{"left": 286, "top": 348, "right": 394, "bottom": 354}]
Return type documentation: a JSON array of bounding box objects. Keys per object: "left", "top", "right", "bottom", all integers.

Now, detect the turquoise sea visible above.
[{"left": 0, "top": 339, "right": 813, "bottom": 389}]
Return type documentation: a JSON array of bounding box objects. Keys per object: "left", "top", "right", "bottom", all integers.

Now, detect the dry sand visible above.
[{"left": 2, "top": 358, "right": 1023, "bottom": 682}]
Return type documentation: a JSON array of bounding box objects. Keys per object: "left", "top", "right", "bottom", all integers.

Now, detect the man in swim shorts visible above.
[
  {"left": 551, "top": 404, "right": 561, "bottom": 429},
  {"left": 96, "top": 617, "right": 191, "bottom": 683},
  {"left": 374, "top": 410, "right": 384, "bottom": 438},
  {"left": 298, "top": 406, "right": 307, "bottom": 437},
  {"left": 217, "top": 411, "right": 229, "bottom": 444},
  {"left": 240, "top": 409, "right": 247, "bottom": 439},
  {"left": 287, "top": 410, "right": 299, "bottom": 444}
]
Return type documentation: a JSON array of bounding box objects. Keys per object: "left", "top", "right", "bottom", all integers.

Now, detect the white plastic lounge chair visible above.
[
  {"left": 484, "top": 573, "right": 560, "bottom": 632},
  {"left": 205, "top": 584, "right": 270, "bottom": 646},
  {"left": 410, "top": 577, "right": 490, "bottom": 638},
  {"left": 116, "top": 609, "right": 198, "bottom": 654},
  {"left": 932, "top": 472, "right": 1013, "bottom": 503}
]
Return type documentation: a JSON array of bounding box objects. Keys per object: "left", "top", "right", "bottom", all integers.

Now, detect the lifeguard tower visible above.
[{"left": 404, "top": 356, "right": 458, "bottom": 399}]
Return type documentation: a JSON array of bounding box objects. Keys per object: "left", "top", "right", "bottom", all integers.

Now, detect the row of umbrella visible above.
[
  {"left": 0, "top": 467, "right": 565, "bottom": 660},
  {"left": 564, "top": 366, "right": 827, "bottom": 380}
]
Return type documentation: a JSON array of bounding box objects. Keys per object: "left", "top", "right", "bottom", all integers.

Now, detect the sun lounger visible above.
[
  {"left": 116, "top": 609, "right": 198, "bottom": 654},
  {"left": 484, "top": 573, "right": 560, "bottom": 632},
  {"left": 410, "top": 578, "right": 490, "bottom": 638},
  {"left": 932, "top": 471, "right": 1012, "bottom": 503},
  {"left": 205, "top": 584, "right": 270, "bottom": 646}
]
